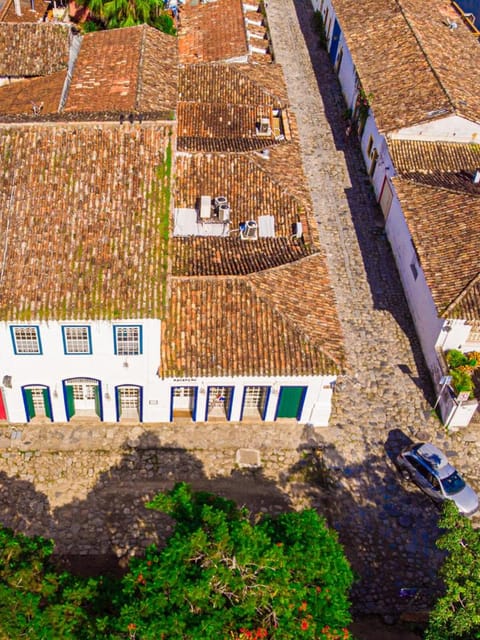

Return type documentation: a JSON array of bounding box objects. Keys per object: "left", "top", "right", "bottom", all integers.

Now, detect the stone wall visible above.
[{"left": 0, "top": 425, "right": 308, "bottom": 563}]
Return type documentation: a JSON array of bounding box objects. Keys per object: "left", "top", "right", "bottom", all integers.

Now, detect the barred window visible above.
[
  {"left": 114, "top": 326, "right": 141, "bottom": 356},
  {"left": 12, "top": 327, "right": 41, "bottom": 354},
  {"left": 63, "top": 326, "right": 91, "bottom": 354}
]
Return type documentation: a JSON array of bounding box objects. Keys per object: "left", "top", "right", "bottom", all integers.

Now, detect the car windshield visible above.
[{"left": 441, "top": 471, "right": 466, "bottom": 496}]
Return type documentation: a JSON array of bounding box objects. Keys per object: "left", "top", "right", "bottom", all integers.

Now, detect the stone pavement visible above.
[
  {"left": 0, "top": 0, "right": 480, "bottom": 624},
  {"left": 263, "top": 0, "right": 480, "bottom": 619}
]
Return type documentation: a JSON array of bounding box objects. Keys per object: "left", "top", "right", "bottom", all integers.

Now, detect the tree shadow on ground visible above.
[
  {"left": 284, "top": 429, "right": 445, "bottom": 624},
  {"left": 290, "top": 0, "right": 435, "bottom": 407},
  {"left": 0, "top": 426, "right": 446, "bottom": 627},
  {"left": 0, "top": 432, "right": 292, "bottom": 576}
]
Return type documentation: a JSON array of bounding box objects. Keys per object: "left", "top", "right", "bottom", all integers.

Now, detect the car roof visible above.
[{"left": 415, "top": 443, "right": 449, "bottom": 470}]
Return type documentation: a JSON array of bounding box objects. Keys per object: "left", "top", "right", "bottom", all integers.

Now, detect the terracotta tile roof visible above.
[
  {"left": 448, "top": 276, "right": 480, "bottom": 324},
  {"left": 0, "top": 23, "right": 70, "bottom": 77},
  {"left": 170, "top": 237, "right": 314, "bottom": 276},
  {"left": 390, "top": 138, "right": 480, "bottom": 172},
  {"left": 391, "top": 141, "right": 480, "bottom": 317},
  {"left": 177, "top": 103, "right": 278, "bottom": 151},
  {"left": 250, "top": 254, "right": 345, "bottom": 366},
  {"left": 160, "top": 258, "right": 345, "bottom": 378},
  {"left": 0, "top": 122, "right": 173, "bottom": 321},
  {"left": 64, "top": 25, "right": 178, "bottom": 116},
  {"left": 177, "top": 63, "right": 292, "bottom": 152},
  {"left": 390, "top": 139, "right": 480, "bottom": 193},
  {"left": 178, "top": 0, "right": 248, "bottom": 63},
  {"left": 174, "top": 152, "right": 317, "bottom": 245},
  {"left": 333, "top": 0, "right": 480, "bottom": 131},
  {"left": 0, "top": 70, "right": 66, "bottom": 115},
  {"left": 178, "top": 63, "right": 287, "bottom": 106}
]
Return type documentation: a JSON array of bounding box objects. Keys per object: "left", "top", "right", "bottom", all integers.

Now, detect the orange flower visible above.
[
  {"left": 299, "top": 601, "right": 308, "bottom": 611},
  {"left": 127, "top": 623, "right": 137, "bottom": 630},
  {"left": 300, "top": 619, "right": 309, "bottom": 631}
]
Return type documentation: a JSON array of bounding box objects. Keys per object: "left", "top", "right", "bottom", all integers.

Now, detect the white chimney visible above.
[{"left": 13, "top": 0, "right": 22, "bottom": 15}]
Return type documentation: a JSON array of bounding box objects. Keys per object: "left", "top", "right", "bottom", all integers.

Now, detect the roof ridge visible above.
[
  {"left": 243, "top": 276, "right": 344, "bottom": 370},
  {"left": 232, "top": 64, "right": 288, "bottom": 107},
  {"left": 393, "top": 0, "right": 456, "bottom": 114},
  {"left": 135, "top": 24, "right": 148, "bottom": 112},
  {"left": 393, "top": 174, "right": 480, "bottom": 196},
  {"left": 442, "top": 270, "right": 480, "bottom": 316}
]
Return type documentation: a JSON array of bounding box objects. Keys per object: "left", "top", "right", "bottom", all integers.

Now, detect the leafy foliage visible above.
[
  {"left": 0, "top": 485, "right": 353, "bottom": 639},
  {"left": 445, "top": 349, "right": 479, "bottom": 398},
  {"left": 106, "top": 483, "right": 353, "bottom": 639},
  {"left": 426, "top": 501, "right": 480, "bottom": 640},
  {"left": 0, "top": 526, "right": 100, "bottom": 639},
  {"left": 77, "top": 0, "right": 176, "bottom": 33}
]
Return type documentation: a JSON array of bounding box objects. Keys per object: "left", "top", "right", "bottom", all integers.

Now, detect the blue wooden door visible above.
[{"left": 329, "top": 19, "right": 341, "bottom": 63}]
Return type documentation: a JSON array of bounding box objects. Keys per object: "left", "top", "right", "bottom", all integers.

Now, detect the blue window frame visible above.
[
  {"left": 113, "top": 325, "right": 142, "bottom": 355},
  {"left": 10, "top": 326, "right": 42, "bottom": 355},
  {"left": 62, "top": 325, "right": 92, "bottom": 354}
]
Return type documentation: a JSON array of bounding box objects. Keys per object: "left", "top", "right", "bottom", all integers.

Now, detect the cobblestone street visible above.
[{"left": 263, "top": 0, "right": 480, "bottom": 620}]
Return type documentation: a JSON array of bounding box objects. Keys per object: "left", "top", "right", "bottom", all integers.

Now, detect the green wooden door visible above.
[
  {"left": 94, "top": 386, "right": 101, "bottom": 418},
  {"left": 65, "top": 385, "right": 75, "bottom": 419},
  {"left": 42, "top": 389, "right": 52, "bottom": 420},
  {"left": 276, "top": 386, "right": 306, "bottom": 419},
  {"left": 24, "top": 389, "right": 35, "bottom": 420}
]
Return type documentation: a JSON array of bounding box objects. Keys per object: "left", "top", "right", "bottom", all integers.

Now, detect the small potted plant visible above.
[{"left": 445, "top": 349, "right": 480, "bottom": 399}]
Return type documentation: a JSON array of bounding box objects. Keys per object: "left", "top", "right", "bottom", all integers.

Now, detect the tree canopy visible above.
[
  {"left": 107, "top": 483, "right": 353, "bottom": 639},
  {"left": 0, "top": 484, "right": 353, "bottom": 639},
  {"left": 426, "top": 501, "right": 480, "bottom": 640},
  {"left": 0, "top": 526, "right": 100, "bottom": 639},
  {"left": 78, "top": 0, "right": 176, "bottom": 34}
]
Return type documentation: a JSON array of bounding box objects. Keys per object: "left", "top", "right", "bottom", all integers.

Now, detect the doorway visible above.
[
  {"left": 206, "top": 386, "right": 233, "bottom": 421},
  {"left": 116, "top": 385, "right": 142, "bottom": 422},
  {"left": 241, "top": 386, "right": 268, "bottom": 420},
  {"left": 171, "top": 386, "right": 196, "bottom": 420},
  {"left": 64, "top": 378, "right": 101, "bottom": 420},
  {"left": 22, "top": 385, "right": 53, "bottom": 421},
  {"left": 275, "top": 386, "right": 307, "bottom": 420}
]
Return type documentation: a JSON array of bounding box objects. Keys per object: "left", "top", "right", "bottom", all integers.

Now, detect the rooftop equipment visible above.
[
  {"left": 199, "top": 195, "right": 212, "bottom": 219},
  {"left": 240, "top": 220, "right": 258, "bottom": 240},
  {"left": 218, "top": 204, "right": 230, "bottom": 222}
]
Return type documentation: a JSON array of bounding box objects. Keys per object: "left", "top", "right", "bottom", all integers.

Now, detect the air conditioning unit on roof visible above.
[
  {"left": 214, "top": 196, "right": 228, "bottom": 208},
  {"left": 240, "top": 220, "right": 257, "bottom": 240},
  {"left": 218, "top": 203, "right": 230, "bottom": 222}
]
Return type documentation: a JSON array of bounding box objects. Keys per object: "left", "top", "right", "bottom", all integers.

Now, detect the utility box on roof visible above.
[{"left": 200, "top": 195, "right": 211, "bottom": 219}]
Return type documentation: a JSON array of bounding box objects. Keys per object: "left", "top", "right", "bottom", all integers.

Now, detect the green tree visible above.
[
  {"left": 0, "top": 526, "right": 100, "bottom": 639},
  {"left": 426, "top": 501, "right": 480, "bottom": 640},
  {"left": 106, "top": 483, "right": 353, "bottom": 639},
  {"left": 78, "top": 0, "right": 176, "bottom": 33}
]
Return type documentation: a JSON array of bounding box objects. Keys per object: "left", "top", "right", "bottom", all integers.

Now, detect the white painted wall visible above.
[
  {"left": 166, "top": 375, "right": 336, "bottom": 426},
  {"left": 385, "top": 196, "right": 444, "bottom": 372},
  {"left": 0, "top": 319, "right": 336, "bottom": 426},
  {"left": 435, "top": 319, "right": 472, "bottom": 352},
  {"left": 0, "top": 319, "right": 161, "bottom": 423},
  {"left": 391, "top": 114, "right": 480, "bottom": 144}
]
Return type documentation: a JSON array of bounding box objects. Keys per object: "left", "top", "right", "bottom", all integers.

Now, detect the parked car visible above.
[{"left": 396, "top": 442, "right": 479, "bottom": 516}]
